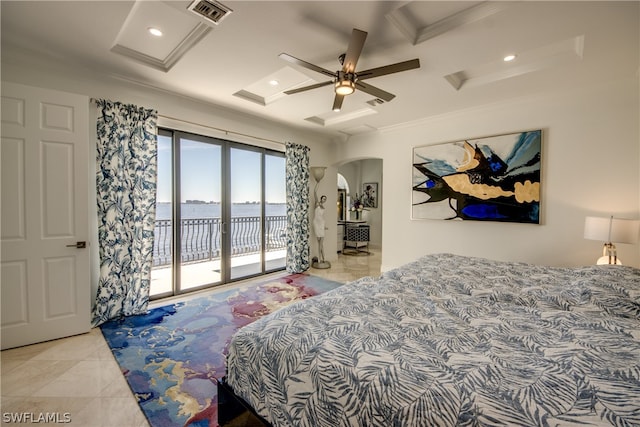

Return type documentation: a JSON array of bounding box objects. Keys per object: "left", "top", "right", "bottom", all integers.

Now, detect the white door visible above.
[{"left": 1, "top": 82, "right": 90, "bottom": 350}]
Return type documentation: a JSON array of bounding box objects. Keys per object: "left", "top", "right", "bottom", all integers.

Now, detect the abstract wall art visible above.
[{"left": 412, "top": 130, "right": 542, "bottom": 223}]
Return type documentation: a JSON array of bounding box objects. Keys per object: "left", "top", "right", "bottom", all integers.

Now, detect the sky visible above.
[{"left": 156, "top": 134, "right": 286, "bottom": 204}]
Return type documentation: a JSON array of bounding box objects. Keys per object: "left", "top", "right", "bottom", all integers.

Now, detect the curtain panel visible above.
[
  {"left": 285, "top": 142, "right": 310, "bottom": 273},
  {"left": 92, "top": 100, "right": 158, "bottom": 326}
]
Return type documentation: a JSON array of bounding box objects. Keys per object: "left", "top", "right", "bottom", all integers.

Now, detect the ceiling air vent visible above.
[
  {"left": 367, "top": 98, "right": 386, "bottom": 107},
  {"left": 187, "top": 0, "right": 232, "bottom": 25}
]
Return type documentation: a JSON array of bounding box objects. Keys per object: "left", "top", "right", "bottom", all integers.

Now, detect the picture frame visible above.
[
  {"left": 412, "top": 130, "right": 542, "bottom": 223},
  {"left": 337, "top": 189, "right": 346, "bottom": 221},
  {"left": 362, "top": 182, "right": 378, "bottom": 208}
]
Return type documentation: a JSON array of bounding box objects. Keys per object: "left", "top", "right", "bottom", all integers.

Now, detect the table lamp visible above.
[{"left": 583, "top": 216, "right": 640, "bottom": 265}]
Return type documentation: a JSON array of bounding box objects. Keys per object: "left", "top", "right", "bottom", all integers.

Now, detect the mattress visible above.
[{"left": 225, "top": 253, "right": 640, "bottom": 426}]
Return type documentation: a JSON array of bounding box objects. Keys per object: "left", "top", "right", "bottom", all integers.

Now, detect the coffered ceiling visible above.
[{"left": 2, "top": 1, "right": 638, "bottom": 139}]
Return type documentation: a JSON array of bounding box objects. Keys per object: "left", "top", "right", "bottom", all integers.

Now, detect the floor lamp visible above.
[{"left": 310, "top": 166, "right": 330, "bottom": 269}]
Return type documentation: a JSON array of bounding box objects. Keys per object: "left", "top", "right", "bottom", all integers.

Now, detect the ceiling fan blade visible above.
[
  {"left": 279, "top": 53, "right": 336, "bottom": 78},
  {"left": 284, "top": 81, "right": 333, "bottom": 95},
  {"left": 357, "top": 58, "right": 421, "bottom": 80},
  {"left": 332, "top": 94, "right": 345, "bottom": 111},
  {"left": 355, "top": 81, "right": 396, "bottom": 102},
  {"left": 342, "top": 29, "right": 368, "bottom": 73}
]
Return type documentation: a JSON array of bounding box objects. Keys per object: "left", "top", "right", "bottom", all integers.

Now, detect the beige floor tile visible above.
[
  {"left": 0, "top": 358, "right": 27, "bottom": 376},
  {"left": 69, "top": 397, "right": 149, "bottom": 427},
  {"left": 31, "top": 331, "right": 108, "bottom": 361},
  {"left": 32, "top": 360, "right": 124, "bottom": 397},
  {"left": 1, "top": 339, "right": 59, "bottom": 360},
  {"left": 1, "top": 396, "right": 95, "bottom": 426},
  {"left": 312, "top": 249, "right": 382, "bottom": 283},
  {"left": 2, "top": 360, "right": 78, "bottom": 397},
  {"left": 99, "top": 365, "right": 135, "bottom": 398}
]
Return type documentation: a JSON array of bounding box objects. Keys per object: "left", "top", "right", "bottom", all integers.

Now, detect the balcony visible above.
[{"left": 151, "top": 215, "right": 287, "bottom": 295}]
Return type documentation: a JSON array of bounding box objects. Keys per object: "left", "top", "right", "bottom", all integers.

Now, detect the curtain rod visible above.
[
  {"left": 90, "top": 99, "right": 285, "bottom": 146},
  {"left": 158, "top": 114, "right": 285, "bottom": 146}
]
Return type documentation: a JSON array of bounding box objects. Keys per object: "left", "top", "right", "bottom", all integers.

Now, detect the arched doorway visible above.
[{"left": 336, "top": 158, "right": 382, "bottom": 254}]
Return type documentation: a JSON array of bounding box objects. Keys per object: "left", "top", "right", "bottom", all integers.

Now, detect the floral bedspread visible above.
[{"left": 225, "top": 253, "right": 640, "bottom": 426}]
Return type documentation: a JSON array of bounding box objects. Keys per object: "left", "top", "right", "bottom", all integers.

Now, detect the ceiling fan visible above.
[{"left": 279, "top": 28, "right": 421, "bottom": 112}]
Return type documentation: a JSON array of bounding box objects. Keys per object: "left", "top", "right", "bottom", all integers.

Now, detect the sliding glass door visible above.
[
  {"left": 229, "top": 147, "right": 262, "bottom": 279},
  {"left": 179, "top": 135, "right": 223, "bottom": 292},
  {"left": 265, "top": 154, "right": 286, "bottom": 271},
  {"left": 150, "top": 129, "right": 285, "bottom": 299}
]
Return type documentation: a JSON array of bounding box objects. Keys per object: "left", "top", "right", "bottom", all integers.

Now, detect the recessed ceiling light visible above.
[
  {"left": 148, "top": 27, "right": 163, "bottom": 37},
  {"left": 503, "top": 54, "right": 517, "bottom": 62},
  {"left": 269, "top": 80, "right": 279, "bottom": 86}
]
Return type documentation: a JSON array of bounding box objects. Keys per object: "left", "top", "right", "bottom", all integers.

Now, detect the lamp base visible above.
[
  {"left": 312, "top": 261, "right": 331, "bottom": 269},
  {"left": 596, "top": 256, "right": 622, "bottom": 265},
  {"left": 596, "top": 243, "right": 622, "bottom": 265}
]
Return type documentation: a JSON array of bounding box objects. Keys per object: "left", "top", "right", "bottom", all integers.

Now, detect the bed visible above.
[{"left": 223, "top": 253, "right": 640, "bottom": 426}]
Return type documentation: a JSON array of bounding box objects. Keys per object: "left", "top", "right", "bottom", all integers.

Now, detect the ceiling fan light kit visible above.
[
  {"left": 280, "top": 28, "right": 420, "bottom": 110},
  {"left": 335, "top": 79, "right": 355, "bottom": 96}
]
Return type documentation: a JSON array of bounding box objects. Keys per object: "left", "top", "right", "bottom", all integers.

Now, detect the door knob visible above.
[{"left": 66, "top": 241, "right": 87, "bottom": 249}]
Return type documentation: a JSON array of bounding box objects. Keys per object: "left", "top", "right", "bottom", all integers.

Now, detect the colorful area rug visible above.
[{"left": 100, "top": 273, "right": 342, "bottom": 427}]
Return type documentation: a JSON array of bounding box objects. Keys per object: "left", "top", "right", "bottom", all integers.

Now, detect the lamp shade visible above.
[
  {"left": 584, "top": 216, "right": 640, "bottom": 244},
  {"left": 310, "top": 166, "right": 326, "bottom": 183},
  {"left": 335, "top": 80, "right": 355, "bottom": 96}
]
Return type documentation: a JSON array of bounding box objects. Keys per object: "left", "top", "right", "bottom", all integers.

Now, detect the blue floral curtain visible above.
[
  {"left": 92, "top": 100, "right": 158, "bottom": 326},
  {"left": 285, "top": 142, "right": 310, "bottom": 273}
]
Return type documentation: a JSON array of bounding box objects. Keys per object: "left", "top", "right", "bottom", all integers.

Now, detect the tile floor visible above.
[{"left": 0, "top": 250, "right": 381, "bottom": 427}]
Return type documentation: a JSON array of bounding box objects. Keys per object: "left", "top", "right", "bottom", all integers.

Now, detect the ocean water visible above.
[{"left": 156, "top": 203, "right": 286, "bottom": 220}]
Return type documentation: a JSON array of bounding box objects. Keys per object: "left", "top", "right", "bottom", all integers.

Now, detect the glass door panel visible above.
[
  {"left": 229, "top": 147, "right": 262, "bottom": 279},
  {"left": 179, "top": 137, "right": 222, "bottom": 291},
  {"left": 265, "top": 154, "right": 286, "bottom": 271},
  {"left": 150, "top": 132, "right": 173, "bottom": 298}
]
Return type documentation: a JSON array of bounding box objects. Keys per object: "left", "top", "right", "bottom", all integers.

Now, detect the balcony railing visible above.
[{"left": 153, "top": 216, "right": 287, "bottom": 267}]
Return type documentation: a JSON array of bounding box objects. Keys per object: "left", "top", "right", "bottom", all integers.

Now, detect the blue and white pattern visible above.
[
  {"left": 226, "top": 253, "right": 640, "bottom": 426},
  {"left": 285, "top": 142, "right": 310, "bottom": 273},
  {"left": 92, "top": 100, "right": 158, "bottom": 326}
]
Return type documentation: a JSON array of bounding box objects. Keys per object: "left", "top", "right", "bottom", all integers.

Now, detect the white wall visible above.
[{"left": 339, "top": 78, "right": 640, "bottom": 271}]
